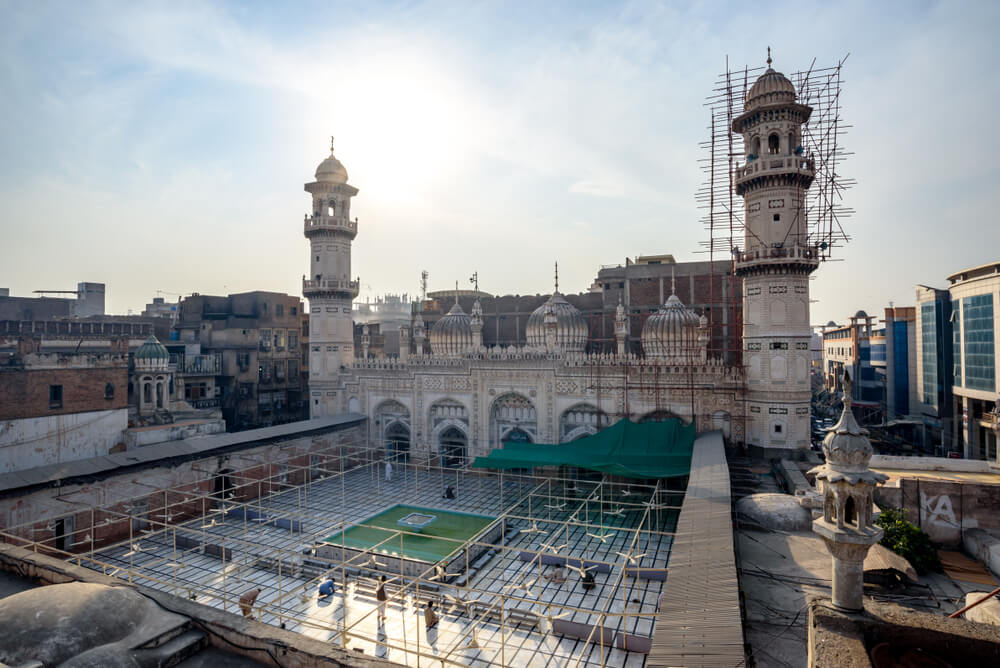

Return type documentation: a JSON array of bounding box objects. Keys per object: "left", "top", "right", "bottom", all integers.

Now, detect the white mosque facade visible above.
[{"left": 303, "top": 62, "right": 817, "bottom": 461}]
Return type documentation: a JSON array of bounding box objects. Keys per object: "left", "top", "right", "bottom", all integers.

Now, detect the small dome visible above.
[
  {"left": 826, "top": 320, "right": 837, "bottom": 327},
  {"left": 134, "top": 335, "right": 169, "bottom": 360},
  {"left": 642, "top": 293, "right": 702, "bottom": 360},
  {"left": 854, "top": 310, "right": 868, "bottom": 318},
  {"left": 430, "top": 301, "right": 472, "bottom": 357},
  {"left": 525, "top": 293, "right": 588, "bottom": 352},
  {"left": 745, "top": 64, "right": 796, "bottom": 112},
  {"left": 315, "top": 138, "right": 349, "bottom": 184}
]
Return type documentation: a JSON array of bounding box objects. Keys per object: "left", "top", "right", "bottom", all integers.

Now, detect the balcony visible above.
[
  {"left": 735, "top": 244, "right": 821, "bottom": 270},
  {"left": 734, "top": 156, "right": 815, "bottom": 192},
  {"left": 181, "top": 353, "right": 222, "bottom": 375},
  {"left": 303, "top": 214, "right": 358, "bottom": 238},
  {"left": 303, "top": 278, "right": 360, "bottom": 298}
]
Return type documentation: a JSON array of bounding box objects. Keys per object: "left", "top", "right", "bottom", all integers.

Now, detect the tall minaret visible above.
[
  {"left": 303, "top": 137, "right": 359, "bottom": 417},
  {"left": 733, "top": 51, "right": 818, "bottom": 450}
]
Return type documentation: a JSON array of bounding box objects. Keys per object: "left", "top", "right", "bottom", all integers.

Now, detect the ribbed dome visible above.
[
  {"left": 315, "top": 139, "right": 349, "bottom": 184},
  {"left": 745, "top": 67, "right": 796, "bottom": 112},
  {"left": 525, "top": 293, "right": 588, "bottom": 353},
  {"left": 430, "top": 302, "right": 472, "bottom": 357},
  {"left": 135, "top": 335, "right": 169, "bottom": 360},
  {"left": 641, "top": 293, "right": 702, "bottom": 360}
]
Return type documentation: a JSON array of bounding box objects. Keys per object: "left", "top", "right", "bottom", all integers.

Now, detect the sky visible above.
[{"left": 1, "top": 1, "right": 998, "bottom": 326}]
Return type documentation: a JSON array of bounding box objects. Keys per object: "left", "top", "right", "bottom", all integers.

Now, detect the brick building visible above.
[
  {"left": 174, "top": 291, "right": 309, "bottom": 431},
  {"left": 0, "top": 337, "right": 129, "bottom": 472}
]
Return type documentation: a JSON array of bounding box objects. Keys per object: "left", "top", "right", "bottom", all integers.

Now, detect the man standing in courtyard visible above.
[
  {"left": 385, "top": 459, "right": 393, "bottom": 482},
  {"left": 376, "top": 575, "right": 387, "bottom": 624}
]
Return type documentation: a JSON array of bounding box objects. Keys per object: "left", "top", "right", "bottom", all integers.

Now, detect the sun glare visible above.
[{"left": 334, "top": 61, "right": 471, "bottom": 202}]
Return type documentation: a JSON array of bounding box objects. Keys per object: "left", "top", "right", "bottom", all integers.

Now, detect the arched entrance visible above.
[
  {"left": 504, "top": 427, "right": 533, "bottom": 444},
  {"left": 439, "top": 426, "right": 467, "bottom": 468},
  {"left": 639, "top": 410, "right": 681, "bottom": 423},
  {"left": 385, "top": 422, "right": 411, "bottom": 463},
  {"left": 489, "top": 392, "right": 537, "bottom": 448}
]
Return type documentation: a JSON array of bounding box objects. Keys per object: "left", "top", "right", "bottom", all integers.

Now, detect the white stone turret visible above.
[
  {"left": 304, "top": 137, "right": 360, "bottom": 417},
  {"left": 810, "top": 370, "right": 888, "bottom": 611},
  {"left": 733, "top": 51, "right": 819, "bottom": 449},
  {"left": 413, "top": 313, "right": 426, "bottom": 355},
  {"left": 615, "top": 298, "right": 628, "bottom": 356},
  {"left": 399, "top": 325, "right": 410, "bottom": 362},
  {"left": 470, "top": 298, "right": 484, "bottom": 351},
  {"left": 361, "top": 324, "right": 370, "bottom": 359}
]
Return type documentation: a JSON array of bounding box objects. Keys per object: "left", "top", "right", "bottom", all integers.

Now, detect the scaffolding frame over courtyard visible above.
[{"left": 1, "top": 442, "right": 685, "bottom": 668}]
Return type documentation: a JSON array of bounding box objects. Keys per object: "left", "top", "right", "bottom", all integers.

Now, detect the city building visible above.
[
  {"left": 882, "top": 306, "right": 918, "bottom": 425},
  {"left": 821, "top": 312, "right": 882, "bottom": 423},
  {"left": 948, "top": 262, "right": 999, "bottom": 461},
  {"left": 914, "top": 285, "right": 956, "bottom": 452},
  {"left": 0, "top": 336, "right": 128, "bottom": 472},
  {"left": 141, "top": 296, "right": 178, "bottom": 319},
  {"left": 174, "top": 291, "right": 309, "bottom": 431},
  {"left": 0, "top": 282, "right": 106, "bottom": 320},
  {"left": 305, "top": 59, "right": 820, "bottom": 454}
]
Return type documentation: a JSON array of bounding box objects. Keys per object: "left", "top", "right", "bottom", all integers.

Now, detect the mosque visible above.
[{"left": 302, "top": 57, "right": 819, "bottom": 461}]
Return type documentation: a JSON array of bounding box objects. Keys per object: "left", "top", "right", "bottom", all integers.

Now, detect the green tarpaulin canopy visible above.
[{"left": 470, "top": 417, "right": 695, "bottom": 479}]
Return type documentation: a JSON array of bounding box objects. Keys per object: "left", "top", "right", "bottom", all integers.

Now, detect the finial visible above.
[
  {"left": 454, "top": 281, "right": 459, "bottom": 305},
  {"left": 766, "top": 47, "right": 772, "bottom": 68},
  {"left": 330, "top": 136, "right": 335, "bottom": 153},
  {"left": 670, "top": 266, "right": 676, "bottom": 296},
  {"left": 842, "top": 368, "right": 852, "bottom": 408},
  {"left": 554, "top": 262, "right": 559, "bottom": 294}
]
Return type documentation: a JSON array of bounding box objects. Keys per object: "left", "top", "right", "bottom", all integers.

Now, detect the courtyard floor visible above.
[{"left": 79, "top": 464, "right": 680, "bottom": 668}]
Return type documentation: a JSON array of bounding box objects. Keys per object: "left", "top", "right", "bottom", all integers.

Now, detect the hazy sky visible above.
[{"left": 1, "top": 1, "right": 998, "bottom": 325}]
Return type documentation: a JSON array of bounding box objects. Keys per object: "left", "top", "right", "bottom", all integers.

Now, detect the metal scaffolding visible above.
[{"left": 1, "top": 446, "right": 682, "bottom": 667}]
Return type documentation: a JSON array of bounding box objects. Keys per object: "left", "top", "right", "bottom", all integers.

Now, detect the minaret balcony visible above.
[
  {"left": 303, "top": 214, "right": 358, "bottom": 238},
  {"left": 735, "top": 156, "right": 815, "bottom": 192},
  {"left": 303, "top": 278, "right": 360, "bottom": 298},
  {"left": 735, "top": 244, "right": 821, "bottom": 273}
]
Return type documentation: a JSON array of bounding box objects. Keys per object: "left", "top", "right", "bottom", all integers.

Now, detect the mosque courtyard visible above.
[{"left": 66, "top": 456, "right": 682, "bottom": 668}]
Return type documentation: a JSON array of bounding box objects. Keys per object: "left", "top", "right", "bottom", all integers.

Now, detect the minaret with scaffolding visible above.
[{"left": 734, "top": 51, "right": 819, "bottom": 450}]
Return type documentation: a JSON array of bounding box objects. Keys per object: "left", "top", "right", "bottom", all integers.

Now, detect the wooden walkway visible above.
[{"left": 648, "top": 431, "right": 745, "bottom": 667}]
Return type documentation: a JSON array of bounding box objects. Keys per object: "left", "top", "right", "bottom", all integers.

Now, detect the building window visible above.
[
  {"left": 291, "top": 306, "right": 297, "bottom": 316},
  {"left": 952, "top": 300, "right": 962, "bottom": 386},
  {"left": 773, "top": 214, "right": 780, "bottom": 222},
  {"left": 49, "top": 384, "right": 63, "bottom": 409},
  {"left": 921, "top": 303, "right": 938, "bottom": 406},
  {"left": 963, "top": 294, "right": 995, "bottom": 392},
  {"left": 288, "top": 359, "right": 299, "bottom": 381},
  {"left": 768, "top": 134, "right": 780, "bottom": 154},
  {"left": 276, "top": 304, "right": 284, "bottom": 317},
  {"left": 259, "top": 329, "right": 272, "bottom": 352},
  {"left": 274, "top": 329, "right": 286, "bottom": 352},
  {"left": 770, "top": 342, "right": 788, "bottom": 350},
  {"left": 288, "top": 330, "right": 298, "bottom": 349},
  {"left": 104, "top": 383, "right": 115, "bottom": 400}
]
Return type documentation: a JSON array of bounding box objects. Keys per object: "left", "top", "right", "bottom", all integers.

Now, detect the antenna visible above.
[
  {"left": 469, "top": 271, "right": 478, "bottom": 292},
  {"left": 420, "top": 270, "right": 428, "bottom": 301}
]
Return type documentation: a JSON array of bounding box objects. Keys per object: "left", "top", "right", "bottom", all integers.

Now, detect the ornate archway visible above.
[
  {"left": 385, "top": 422, "right": 411, "bottom": 463},
  {"left": 439, "top": 426, "right": 468, "bottom": 468},
  {"left": 489, "top": 392, "right": 537, "bottom": 448},
  {"left": 559, "top": 403, "right": 610, "bottom": 443},
  {"left": 374, "top": 399, "right": 411, "bottom": 461},
  {"left": 638, "top": 410, "right": 683, "bottom": 423}
]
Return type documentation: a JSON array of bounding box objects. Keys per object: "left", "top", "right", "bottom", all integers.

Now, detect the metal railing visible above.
[{"left": 303, "top": 214, "right": 358, "bottom": 235}]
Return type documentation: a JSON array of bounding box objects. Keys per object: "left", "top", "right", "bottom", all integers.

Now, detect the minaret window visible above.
[
  {"left": 788, "top": 132, "right": 795, "bottom": 155},
  {"left": 750, "top": 136, "right": 760, "bottom": 158},
  {"left": 767, "top": 134, "right": 780, "bottom": 154},
  {"left": 328, "top": 200, "right": 336, "bottom": 216}
]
